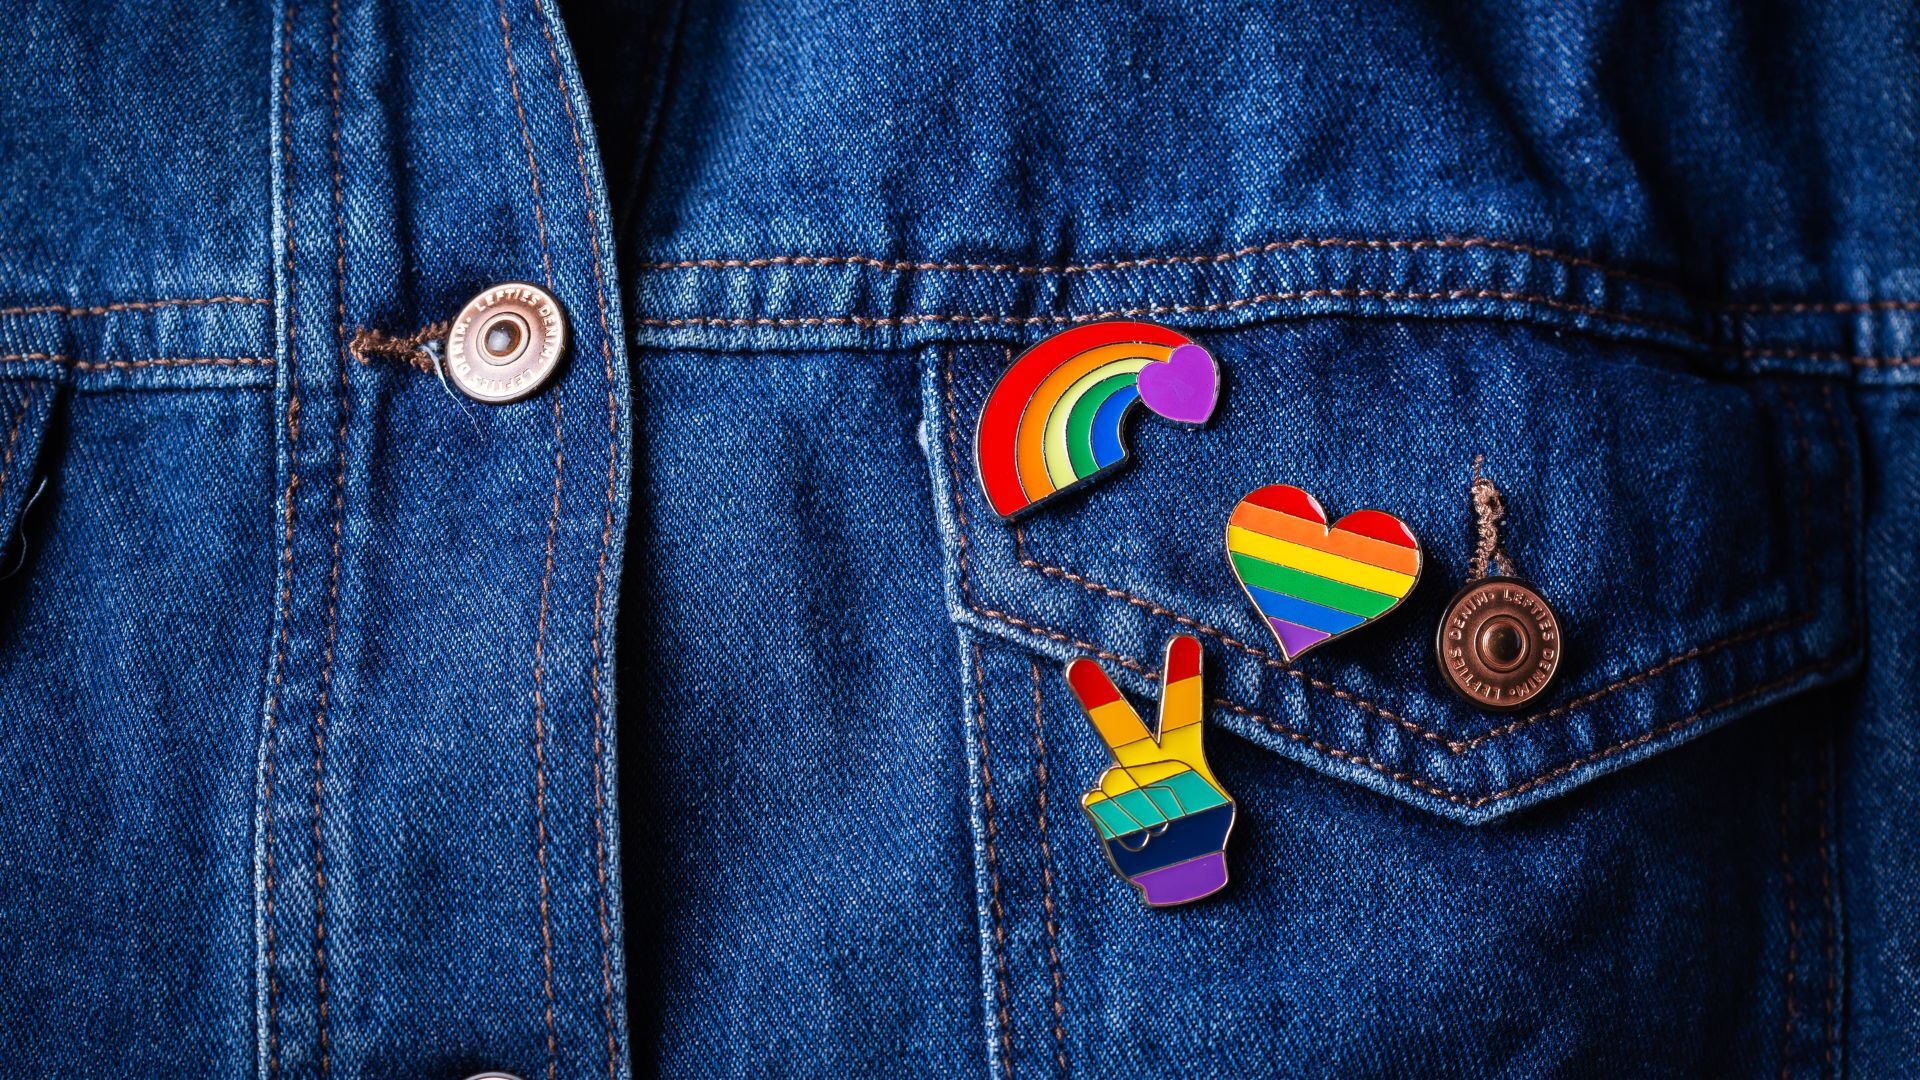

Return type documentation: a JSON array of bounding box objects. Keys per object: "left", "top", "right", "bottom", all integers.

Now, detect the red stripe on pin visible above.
[
  {"left": 1066, "top": 658, "right": 1124, "bottom": 708},
  {"left": 1331, "top": 508, "right": 1419, "bottom": 547},
  {"left": 1242, "top": 484, "right": 1326, "bottom": 524},
  {"left": 1163, "top": 635, "right": 1202, "bottom": 684}
]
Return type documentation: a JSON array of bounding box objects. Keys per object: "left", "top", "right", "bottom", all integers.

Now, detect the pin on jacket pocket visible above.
[
  {"left": 1066, "top": 636, "right": 1236, "bottom": 908},
  {"left": 974, "top": 321, "right": 1220, "bottom": 520}
]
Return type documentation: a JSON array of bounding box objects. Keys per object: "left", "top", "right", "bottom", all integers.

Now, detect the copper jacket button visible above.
[
  {"left": 1436, "top": 577, "right": 1562, "bottom": 711},
  {"left": 443, "top": 282, "right": 568, "bottom": 403}
]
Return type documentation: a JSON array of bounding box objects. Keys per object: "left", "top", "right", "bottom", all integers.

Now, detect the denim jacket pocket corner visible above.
[
  {"left": 926, "top": 319, "right": 1862, "bottom": 825},
  {"left": 0, "top": 376, "right": 63, "bottom": 562}
]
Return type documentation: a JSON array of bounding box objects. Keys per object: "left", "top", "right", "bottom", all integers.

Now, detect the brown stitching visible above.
[
  {"left": 528, "top": 394, "right": 566, "bottom": 1080},
  {"left": 1030, "top": 661, "right": 1067, "bottom": 1077},
  {"left": 497, "top": 2, "right": 562, "bottom": 1075},
  {"left": 1728, "top": 298, "right": 1920, "bottom": 315},
  {"left": 309, "top": 0, "right": 350, "bottom": 1068},
  {"left": 347, "top": 321, "right": 447, "bottom": 373},
  {"left": 638, "top": 287, "right": 1694, "bottom": 339},
  {"left": 1743, "top": 347, "right": 1920, "bottom": 368},
  {"left": 533, "top": 7, "right": 625, "bottom": 1074},
  {"left": 1012, "top": 525, "right": 1803, "bottom": 753},
  {"left": 1780, "top": 760, "right": 1800, "bottom": 1080},
  {"left": 939, "top": 346, "right": 981, "bottom": 609},
  {"left": 263, "top": 3, "right": 301, "bottom": 1073},
  {"left": 972, "top": 644, "right": 1015, "bottom": 1079},
  {"left": 1818, "top": 382, "right": 1856, "bottom": 622},
  {"left": 1813, "top": 386, "right": 1844, "bottom": 1075},
  {"left": 1220, "top": 654, "right": 1849, "bottom": 809},
  {"left": 947, "top": 352, "right": 1016, "bottom": 1076},
  {"left": 0, "top": 354, "right": 273, "bottom": 371},
  {"left": 0, "top": 296, "right": 270, "bottom": 318},
  {"left": 0, "top": 387, "right": 40, "bottom": 509},
  {"left": 498, "top": 0, "right": 555, "bottom": 295},
  {"left": 645, "top": 235, "right": 1680, "bottom": 293},
  {"left": 972, "top": 587, "right": 1831, "bottom": 806},
  {"left": 1460, "top": 617, "right": 1804, "bottom": 746},
  {"left": 646, "top": 241, "right": 1920, "bottom": 320}
]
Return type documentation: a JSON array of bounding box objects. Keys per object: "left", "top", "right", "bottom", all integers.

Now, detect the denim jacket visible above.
[{"left": 2, "top": 0, "right": 1916, "bottom": 1076}]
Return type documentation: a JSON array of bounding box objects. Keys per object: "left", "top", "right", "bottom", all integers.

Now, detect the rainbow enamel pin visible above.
[
  {"left": 1067, "top": 635, "right": 1235, "bottom": 907},
  {"left": 1226, "top": 484, "right": 1422, "bottom": 660},
  {"left": 975, "top": 321, "right": 1220, "bottom": 519}
]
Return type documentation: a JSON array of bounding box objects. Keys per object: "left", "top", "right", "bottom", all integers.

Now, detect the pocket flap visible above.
[{"left": 928, "top": 320, "right": 1861, "bottom": 824}]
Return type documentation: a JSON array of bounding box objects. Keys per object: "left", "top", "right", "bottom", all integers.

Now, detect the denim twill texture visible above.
[{"left": 0, "top": 0, "right": 1916, "bottom": 1078}]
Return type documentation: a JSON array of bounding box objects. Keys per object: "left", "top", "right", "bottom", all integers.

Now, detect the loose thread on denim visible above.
[
  {"left": 348, "top": 321, "right": 447, "bottom": 373},
  {"left": 0, "top": 478, "right": 50, "bottom": 581},
  {"left": 1467, "top": 456, "right": 1517, "bottom": 581},
  {"left": 971, "top": 644, "right": 1015, "bottom": 1079}
]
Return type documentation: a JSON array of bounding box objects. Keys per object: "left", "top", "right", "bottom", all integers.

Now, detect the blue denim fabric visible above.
[{"left": 0, "top": 0, "right": 1915, "bottom": 1077}]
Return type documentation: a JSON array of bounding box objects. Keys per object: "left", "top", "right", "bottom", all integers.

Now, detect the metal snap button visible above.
[
  {"left": 462, "top": 1073, "right": 524, "bottom": 1080},
  {"left": 443, "top": 282, "right": 567, "bottom": 403},
  {"left": 1435, "top": 577, "right": 1562, "bottom": 711}
]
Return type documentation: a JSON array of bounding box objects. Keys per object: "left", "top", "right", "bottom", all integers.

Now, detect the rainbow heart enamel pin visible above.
[{"left": 1226, "top": 485, "right": 1422, "bottom": 660}]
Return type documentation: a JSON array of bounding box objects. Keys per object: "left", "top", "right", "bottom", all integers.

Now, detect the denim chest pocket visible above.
[{"left": 926, "top": 318, "right": 1862, "bottom": 824}]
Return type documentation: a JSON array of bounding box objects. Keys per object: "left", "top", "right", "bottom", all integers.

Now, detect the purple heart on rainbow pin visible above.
[
  {"left": 1135, "top": 343, "right": 1219, "bottom": 425},
  {"left": 974, "top": 322, "right": 1223, "bottom": 520}
]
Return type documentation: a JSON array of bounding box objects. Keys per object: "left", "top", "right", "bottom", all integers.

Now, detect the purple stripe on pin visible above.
[{"left": 1131, "top": 851, "right": 1230, "bottom": 907}]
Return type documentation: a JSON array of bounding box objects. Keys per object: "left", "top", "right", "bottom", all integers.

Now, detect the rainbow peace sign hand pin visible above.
[{"left": 1067, "top": 635, "right": 1236, "bottom": 907}]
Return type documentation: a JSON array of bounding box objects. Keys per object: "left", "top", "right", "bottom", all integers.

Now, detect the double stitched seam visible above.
[
  {"left": 0, "top": 355, "right": 273, "bottom": 370},
  {"left": 1817, "top": 383, "right": 1857, "bottom": 637},
  {"left": 1814, "top": 382, "right": 1849, "bottom": 1072},
  {"left": 971, "top": 644, "right": 1015, "bottom": 1080},
  {"left": 1011, "top": 526, "right": 1806, "bottom": 753},
  {"left": 644, "top": 242, "right": 1920, "bottom": 368},
  {"left": 532, "top": 7, "right": 626, "bottom": 1075},
  {"left": 0, "top": 386, "right": 42, "bottom": 507},
  {"left": 648, "top": 240, "right": 1920, "bottom": 323},
  {"left": 1729, "top": 298, "right": 1920, "bottom": 314},
  {"left": 1223, "top": 655, "right": 1851, "bottom": 808},
  {"left": 646, "top": 235, "right": 1681, "bottom": 292},
  {"left": 1029, "top": 661, "right": 1067, "bottom": 1078},
  {"left": 940, "top": 346, "right": 1851, "bottom": 807},
  {"left": 1744, "top": 347, "right": 1920, "bottom": 368},
  {"left": 641, "top": 288, "right": 1694, "bottom": 341},
  {"left": 496, "top": 2, "right": 563, "bottom": 1075},
  {"left": 262, "top": 2, "right": 304, "bottom": 1074},
  {"left": 0, "top": 296, "right": 270, "bottom": 318},
  {"left": 306, "top": 0, "right": 351, "bottom": 1070}
]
